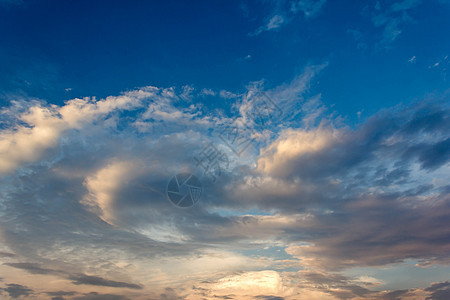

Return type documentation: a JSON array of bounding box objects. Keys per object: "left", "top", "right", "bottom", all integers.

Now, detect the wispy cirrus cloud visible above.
[
  {"left": 250, "top": 0, "right": 327, "bottom": 36},
  {"left": 371, "top": 0, "right": 422, "bottom": 47},
  {"left": 290, "top": 0, "right": 326, "bottom": 18},
  {"left": 251, "top": 14, "right": 286, "bottom": 36}
]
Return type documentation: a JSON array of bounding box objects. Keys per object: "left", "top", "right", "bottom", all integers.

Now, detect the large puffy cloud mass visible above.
[{"left": 0, "top": 65, "right": 449, "bottom": 299}]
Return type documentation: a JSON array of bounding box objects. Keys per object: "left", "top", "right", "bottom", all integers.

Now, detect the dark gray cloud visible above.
[
  {"left": 69, "top": 274, "right": 142, "bottom": 289},
  {"left": 383, "top": 289, "right": 410, "bottom": 300},
  {"left": 4, "top": 262, "right": 143, "bottom": 291},
  {"left": 0, "top": 251, "right": 15, "bottom": 258},
  {"left": 294, "top": 271, "right": 374, "bottom": 299},
  {"left": 159, "top": 287, "right": 184, "bottom": 300},
  {"left": 46, "top": 291, "right": 77, "bottom": 297},
  {"left": 425, "top": 281, "right": 450, "bottom": 292},
  {"left": 425, "top": 281, "right": 450, "bottom": 300},
  {"left": 73, "top": 292, "right": 129, "bottom": 300},
  {"left": 426, "top": 288, "right": 450, "bottom": 300},
  {"left": 254, "top": 296, "right": 285, "bottom": 300},
  {"left": 214, "top": 296, "right": 235, "bottom": 300},
  {"left": 2, "top": 283, "right": 33, "bottom": 298},
  {"left": 4, "top": 262, "right": 59, "bottom": 275}
]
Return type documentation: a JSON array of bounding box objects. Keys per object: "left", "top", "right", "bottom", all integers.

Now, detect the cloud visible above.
[
  {"left": 219, "top": 90, "right": 240, "bottom": 99},
  {"left": 264, "top": 14, "right": 284, "bottom": 33},
  {"left": 256, "top": 101, "right": 450, "bottom": 179},
  {"left": 234, "top": 63, "right": 327, "bottom": 134},
  {"left": 69, "top": 274, "right": 142, "bottom": 289},
  {"left": 371, "top": 0, "right": 422, "bottom": 47},
  {"left": 134, "top": 87, "right": 211, "bottom": 132},
  {"left": 185, "top": 270, "right": 450, "bottom": 300},
  {"left": 0, "top": 89, "right": 148, "bottom": 176},
  {"left": 256, "top": 126, "right": 343, "bottom": 177},
  {"left": 183, "top": 269, "right": 384, "bottom": 299},
  {"left": 251, "top": 15, "right": 285, "bottom": 36},
  {"left": 0, "top": 251, "right": 15, "bottom": 257},
  {"left": 159, "top": 287, "right": 183, "bottom": 300},
  {"left": 290, "top": 0, "right": 327, "bottom": 18},
  {"left": 250, "top": 0, "right": 327, "bottom": 36},
  {"left": 200, "top": 88, "right": 216, "bottom": 97},
  {"left": 2, "top": 283, "right": 33, "bottom": 298},
  {"left": 4, "top": 262, "right": 58, "bottom": 275},
  {"left": 208, "top": 100, "right": 450, "bottom": 271},
  {"left": 390, "top": 0, "right": 421, "bottom": 12},
  {"left": 187, "top": 270, "right": 293, "bottom": 299},
  {"left": 0, "top": 66, "right": 449, "bottom": 298},
  {"left": 4, "top": 263, "right": 142, "bottom": 291},
  {"left": 82, "top": 160, "right": 143, "bottom": 225},
  {"left": 46, "top": 291, "right": 77, "bottom": 297},
  {"left": 73, "top": 292, "right": 130, "bottom": 300},
  {"left": 425, "top": 281, "right": 450, "bottom": 300}
]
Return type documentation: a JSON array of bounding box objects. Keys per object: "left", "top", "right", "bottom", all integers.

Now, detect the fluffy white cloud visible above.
[
  {"left": 257, "top": 126, "right": 343, "bottom": 177},
  {"left": 82, "top": 160, "right": 142, "bottom": 225},
  {"left": 0, "top": 90, "right": 149, "bottom": 176}
]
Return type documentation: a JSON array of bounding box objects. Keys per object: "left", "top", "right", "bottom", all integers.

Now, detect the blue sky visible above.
[
  {"left": 1, "top": 0, "right": 449, "bottom": 117},
  {"left": 0, "top": 1, "right": 449, "bottom": 299}
]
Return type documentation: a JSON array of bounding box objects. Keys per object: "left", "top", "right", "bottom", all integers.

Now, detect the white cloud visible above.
[
  {"left": 250, "top": 0, "right": 327, "bottom": 36},
  {"left": 257, "top": 126, "right": 344, "bottom": 177},
  {"left": 251, "top": 15, "right": 285, "bottom": 36},
  {"left": 200, "top": 88, "right": 216, "bottom": 96},
  {"left": 82, "top": 160, "right": 142, "bottom": 225},
  {"left": 213, "top": 270, "right": 283, "bottom": 293},
  {"left": 0, "top": 105, "right": 65, "bottom": 175},
  {"left": 291, "top": 0, "right": 327, "bottom": 18},
  {"left": 0, "top": 89, "right": 149, "bottom": 176},
  {"left": 266, "top": 14, "right": 285, "bottom": 30},
  {"left": 219, "top": 89, "right": 239, "bottom": 99}
]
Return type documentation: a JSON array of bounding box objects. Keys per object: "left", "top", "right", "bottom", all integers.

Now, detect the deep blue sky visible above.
[{"left": 1, "top": 0, "right": 449, "bottom": 120}]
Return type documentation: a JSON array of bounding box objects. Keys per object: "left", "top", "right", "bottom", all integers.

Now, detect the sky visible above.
[{"left": 0, "top": 0, "right": 449, "bottom": 299}]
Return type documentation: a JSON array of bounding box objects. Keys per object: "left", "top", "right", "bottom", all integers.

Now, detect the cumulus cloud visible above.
[
  {"left": 0, "top": 89, "right": 148, "bottom": 176},
  {"left": 257, "top": 126, "right": 343, "bottom": 177},
  {"left": 82, "top": 160, "right": 143, "bottom": 225}
]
